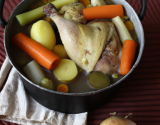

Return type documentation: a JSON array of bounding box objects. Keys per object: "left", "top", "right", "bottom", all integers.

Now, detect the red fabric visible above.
[{"left": 0, "top": 0, "right": 160, "bottom": 125}]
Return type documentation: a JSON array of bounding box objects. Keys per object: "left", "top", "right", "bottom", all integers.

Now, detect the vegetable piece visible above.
[
  {"left": 86, "top": 4, "right": 93, "bottom": 8},
  {"left": 54, "top": 59, "right": 78, "bottom": 82},
  {"left": 57, "top": 84, "right": 69, "bottom": 93},
  {"left": 16, "top": 0, "right": 78, "bottom": 26},
  {"left": 120, "top": 40, "right": 137, "bottom": 75},
  {"left": 40, "top": 78, "right": 54, "bottom": 90},
  {"left": 100, "top": 116, "right": 136, "bottom": 125},
  {"left": 43, "top": 16, "right": 53, "bottom": 23},
  {"left": 88, "top": 71, "right": 110, "bottom": 89},
  {"left": 82, "top": 5, "right": 124, "bottom": 20},
  {"left": 112, "top": 16, "right": 133, "bottom": 44},
  {"left": 30, "top": 20, "right": 56, "bottom": 51},
  {"left": 23, "top": 60, "right": 45, "bottom": 85},
  {"left": 121, "top": 16, "right": 129, "bottom": 22},
  {"left": 11, "top": 33, "right": 60, "bottom": 70},
  {"left": 112, "top": 73, "right": 118, "bottom": 78},
  {"left": 125, "top": 20, "right": 134, "bottom": 31},
  {"left": 91, "top": 0, "right": 106, "bottom": 6},
  {"left": 79, "top": 0, "right": 90, "bottom": 7},
  {"left": 53, "top": 44, "right": 69, "bottom": 59}
]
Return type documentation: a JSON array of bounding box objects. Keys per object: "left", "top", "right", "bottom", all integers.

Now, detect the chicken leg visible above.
[{"left": 43, "top": 3, "right": 114, "bottom": 73}]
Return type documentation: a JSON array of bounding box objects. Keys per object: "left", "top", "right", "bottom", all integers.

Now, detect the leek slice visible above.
[
  {"left": 16, "top": 0, "right": 78, "bottom": 26},
  {"left": 23, "top": 60, "right": 45, "bottom": 85}
]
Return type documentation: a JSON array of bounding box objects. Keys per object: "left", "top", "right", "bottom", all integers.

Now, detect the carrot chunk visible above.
[
  {"left": 11, "top": 33, "right": 60, "bottom": 70},
  {"left": 79, "top": 0, "right": 90, "bottom": 7},
  {"left": 57, "top": 84, "right": 68, "bottom": 93},
  {"left": 82, "top": 4, "right": 124, "bottom": 20},
  {"left": 120, "top": 40, "right": 137, "bottom": 75}
]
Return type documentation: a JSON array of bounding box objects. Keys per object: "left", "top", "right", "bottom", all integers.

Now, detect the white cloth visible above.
[{"left": 0, "top": 57, "right": 87, "bottom": 125}]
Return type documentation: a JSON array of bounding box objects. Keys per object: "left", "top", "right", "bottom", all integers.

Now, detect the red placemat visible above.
[{"left": 0, "top": 0, "right": 160, "bottom": 125}]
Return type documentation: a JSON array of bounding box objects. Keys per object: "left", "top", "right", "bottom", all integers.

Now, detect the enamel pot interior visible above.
[{"left": 4, "top": 0, "right": 144, "bottom": 113}]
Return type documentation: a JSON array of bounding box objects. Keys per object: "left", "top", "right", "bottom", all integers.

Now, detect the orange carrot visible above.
[
  {"left": 120, "top": 40, "right": 137, "bottom": 75},
  {"left": 79, "top": 0, "right": 90, "bottom": 7},
  {"left": 57, "top": 84, "right": 68, "bottom": 93},
  {"left": 82, "top": 4, "right": 124, "bottom": 20},
  {"left": 11, "top": 33, "right": 60, "bottom": 70}
]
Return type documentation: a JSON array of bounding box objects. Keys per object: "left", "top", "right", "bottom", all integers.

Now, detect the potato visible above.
[
  {"left": 30, "top": 20, "right": 56, "bottom": 51},
  {"left": 53, "top": 44, "right": 68, "bottom": 59},
  {"left": 54, "top": 59, "right": 78, "bottom": 82}
]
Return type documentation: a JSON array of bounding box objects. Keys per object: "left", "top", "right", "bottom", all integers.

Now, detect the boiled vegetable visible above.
[
  {"left": 79, "top": 0, "right": 90, "bottom": 7},
  {"left": 125, "top": 20, "right": 134, "bottom": 31},
  {"left": 100, "top": 116, "right": 136, "bottom": 125},
  {"left": 29, "top": 0, "right": 51, "bottom": 10},
  {"left": 40, "top": 77, "right": 54, "bottom": 90},
  {"left": 30, "top": 20, "right": 56, "bottom": 51},
  {"left": 112, "top": 16, "right": 133, "bottom": 44},
  {"left": 16, "top": 0, "right": 78, "bottom": 26},
  {"left": 57, "top": 84, "right": 69, "bottom": 93},
  {"left": 54, "top": 59, "right": 78, "bottom": 82},
  {"left": 112, "top": 73, "right": 118, "bottom": 78},
  {"left": 91, "top": 0, "right": 106, "bottom": 6},
  {"left": 53, "top": 44, "right": 69, "bottom": 59},
  {"left": 120, "top": 40, "right": 137, "bottom": 75},
  {"left": 11, "top": 33, "right": 60, "bottom": 70},
  {"left": 112, "top": 16, "right": 137, "bottom": 75},
  {"left": 82, "top": 5, "right": 124, "bottom": 20},
  {"left": 43, "top": 16, "right": 53, "bottom": 23},
  {"left": 86, "top": 4, "right": 93, "bottom": 8},
  {"left": 23, "top": 60, "right": 45, "bottom": 85},
  {"left": 89, "top": 71, "right": 110, "bottom": 89}
]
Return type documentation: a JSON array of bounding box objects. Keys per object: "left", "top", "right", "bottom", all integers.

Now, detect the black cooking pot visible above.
[{"left": 0, "top": 0, "right": 147, "bottom": 113}]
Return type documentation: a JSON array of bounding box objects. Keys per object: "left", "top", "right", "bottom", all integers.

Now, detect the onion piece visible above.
[{"left": 100, "top": 116, "right": 136, "bottom": 125}]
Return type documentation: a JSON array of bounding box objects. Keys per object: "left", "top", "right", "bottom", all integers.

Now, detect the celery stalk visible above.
[{"left": 16, "top": 0, "right": 78, "bottom": 26}]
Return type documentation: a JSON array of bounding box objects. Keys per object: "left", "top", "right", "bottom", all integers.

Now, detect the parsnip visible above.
[
  {"left": 100, "top": 116, "right": 136, "bottom": 125},
  {"left": 23, "top": 60, "right": 45, "bottom": 85},
  {"left": 91, "top": 0, "right": 106, "bottom": 6},
  {"left": 16, "top": 0, "right": 78, "bottom": 26},
  {"left": 112, "top": 16, "right": 133, "bottom": 44}
]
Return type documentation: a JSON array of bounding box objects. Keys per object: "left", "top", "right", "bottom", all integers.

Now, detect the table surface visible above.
[{"left": 0, "top": 0, "right": 160, "bottom": 125}]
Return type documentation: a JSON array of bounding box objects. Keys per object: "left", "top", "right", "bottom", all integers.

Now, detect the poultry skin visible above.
[{"left": 43, "top": 3, "right": 122, "bottom": 75}]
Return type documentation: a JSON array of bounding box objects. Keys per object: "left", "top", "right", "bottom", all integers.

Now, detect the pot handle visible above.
[
  {"left": 0, "top": 0, "right": 7, "bottom": 28},
  {"left": 139, "top": 0, "right": 147, "bottom": 20}
]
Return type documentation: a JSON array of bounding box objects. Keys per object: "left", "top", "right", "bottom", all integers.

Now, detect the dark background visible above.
[{"left": 0, "top": 0, "right": 160, "bottom": 125}]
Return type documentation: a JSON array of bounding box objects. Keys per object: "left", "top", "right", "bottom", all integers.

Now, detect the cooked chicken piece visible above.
[
  {"left": 59, "top": 3, "right": 87, "bottom": 24},
  {"left": 43, "top": 3, "right": 122, "bottom": 74},
  {"left": 94, "top": 28, "right": 122, "bottom": 75}
]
